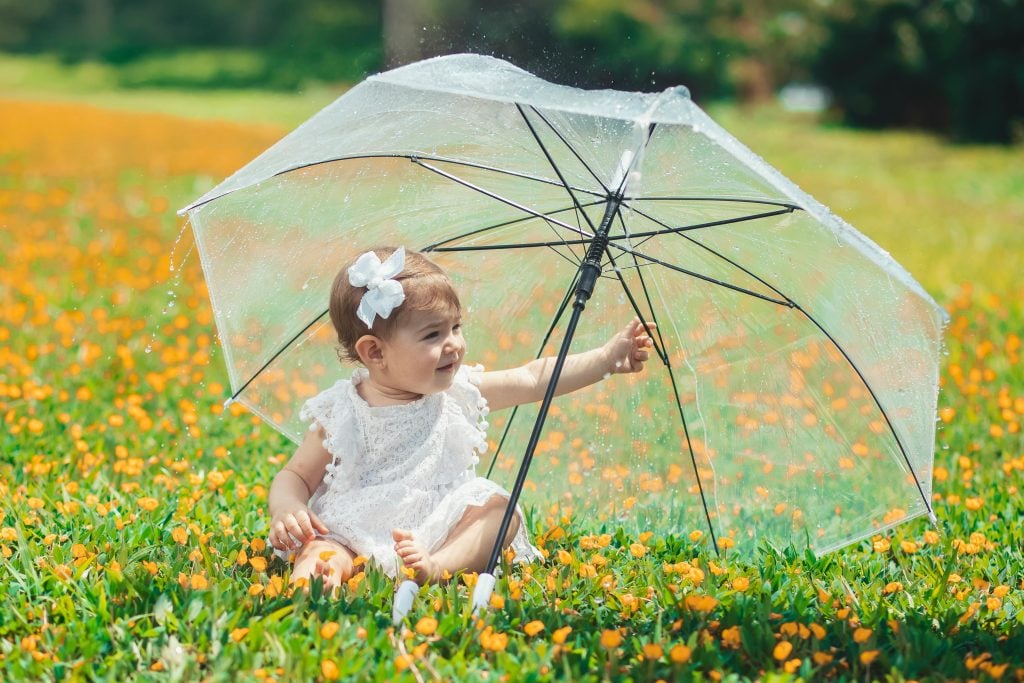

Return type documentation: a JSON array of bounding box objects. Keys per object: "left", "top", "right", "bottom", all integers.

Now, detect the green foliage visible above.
[
  {"left": 814, "top": 0, "right": 1024, "bottom": 143},
  {"left": 1, "top": 85, "right": 1022, "bottom": 682}
]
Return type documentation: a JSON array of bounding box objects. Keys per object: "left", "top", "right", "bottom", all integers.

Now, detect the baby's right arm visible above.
[{"left": 268, "top": 425, "right": 333, "bottom": 551}]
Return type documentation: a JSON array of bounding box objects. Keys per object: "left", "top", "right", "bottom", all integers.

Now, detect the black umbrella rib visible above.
[
  {"left": 422, "top": 199, "right": 608, "bottom": 252},
  {"left": 516, "top": 104, "right": 599, "bottom": 262},
  {"left": 620, "top": 206, "right": 796, "bottom": 247},
  {"left": 604, "top": 246, "right": 721, "bottom": 553},
  {"left": 628, "top": 196, "right": 800, "bottom": 211},
  {"left": 426, "top": 208, "right": 793, "bottom": 256},
  {"left": 792, "top": 304, "right": 934, "bottom": 518},
  {"left": 607, "top": 243, "right": 793, "bottom": 308},
  {"left": 625, "top": 206, "right": 932, "bottom": 519},
  {"left": 412, "top": 158, "right": 592, "bottom": 241},
  {"left": 181, "top": 152, "right": 604, "bottom": 214},
  {"left": 523, "top": 105, "right": 610, "bottom": 195},
  {"left": 225, "top": 308, "right": 331, "bottom": 404},
  {"left": 485, "top": 270, "right": 581, "bottom": 479},
  {"left": 621, "top": 202, "right": 799, "bottom": 294}
]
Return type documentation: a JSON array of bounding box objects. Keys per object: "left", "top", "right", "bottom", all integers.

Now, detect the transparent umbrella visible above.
[{"left": 180, "top": 54, "right": 946, "bottom": 612}]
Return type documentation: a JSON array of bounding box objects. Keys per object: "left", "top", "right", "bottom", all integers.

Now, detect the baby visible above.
[{"left": 268, "top": 246, "right": 654, "bottom": 587}]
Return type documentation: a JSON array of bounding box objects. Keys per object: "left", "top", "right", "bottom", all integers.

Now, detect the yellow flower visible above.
[
  {"left": 774, "top": 641, "right": 793, "bottom": 661},
  {"left": 230, "top": 628, "right": 249, "bottom": 642},
  {"left": 189, "top": 573, "right": 208, "bottom": 590},
  {"left": 552, "top": 626, "right": 573, "bottom": 644},
  {"left": 689, "top": 530, "right": 704, "bottom": 542},
  {"left": 394, "top": 654, "right": 414, "bottom": 671},
  {"left": 320, "top": 621, "right": 340, "bottom": 639},
  {"left": 883, "top": 581, "right": 904, "bottom": 594},
  {"left": 784, "top": 658, "right": 802, "bottom": 673},
  {"left": 860, "top": 649, "right": 880, "bottom": 665},
  {"left": 249, "top": 556, "right": 267, "bottom": 573},
  {"left": 137, "top": 497, "right": 159, "bottom": 512},
  {"left": 171, "top": 527, "right": 188, "bottom": 545},
  {"left": 732, "top": 577, "right": 750, "bottom": 592},
  {"left": 900, "top": 540, "right": 919, "bottom": 553},
  {"left": 600, "top": 629, "right": 623, "bottom": 649},
  {"left": 629, "top": 543, "right": 647, "bottom": 558},
  {"left": 812, "top": 651, "right": 833, "bottom": 665}
]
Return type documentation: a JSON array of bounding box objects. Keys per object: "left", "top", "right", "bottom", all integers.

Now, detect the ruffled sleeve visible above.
[
  {"left": 447, "top": 364, "right": 490, "bottom": 455},
  {"left": 298, "top": 376, "right": 355, "bottom": 463}
]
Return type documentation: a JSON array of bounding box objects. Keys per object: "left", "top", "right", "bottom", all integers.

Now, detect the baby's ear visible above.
[{"left": 354, "top": 335, "right": 384, "bottom": 366}]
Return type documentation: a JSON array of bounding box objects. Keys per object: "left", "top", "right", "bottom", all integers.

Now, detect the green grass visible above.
[{"left": 1, "top": 55, "right": 1022, "bottom": 681}]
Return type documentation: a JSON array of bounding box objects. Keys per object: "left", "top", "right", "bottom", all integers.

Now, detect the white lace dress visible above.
[{"left": 297, "top": 364, "right": 540, "bottom": 577}]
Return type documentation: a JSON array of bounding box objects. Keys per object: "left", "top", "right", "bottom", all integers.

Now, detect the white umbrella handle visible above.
[
  {"left": 471, "top": 572, "right": 497, "bottom": 614},
  {"left": 392, "top": 579, "right": 419, "bottom": 625}
]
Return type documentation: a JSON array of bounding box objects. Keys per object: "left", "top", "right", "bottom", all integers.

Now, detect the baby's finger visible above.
[
  {"left": 295, "top": 509, "right": 316, "bottom": 539},
  {"left": 284, "top": 516, "right": 306, "bottom": 543},
  {"left": 308, "top": 510, "right": 330, "bottom": 535}
]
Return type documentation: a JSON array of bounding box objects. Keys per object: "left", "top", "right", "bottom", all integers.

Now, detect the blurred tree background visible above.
[{"left": 1, "top": 0, "right": 1020, "bottom": 143}]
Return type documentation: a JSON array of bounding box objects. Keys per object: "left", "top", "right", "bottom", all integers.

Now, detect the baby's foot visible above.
[{"left": 392, "top": 528, "right": 441, "bottom": 584}]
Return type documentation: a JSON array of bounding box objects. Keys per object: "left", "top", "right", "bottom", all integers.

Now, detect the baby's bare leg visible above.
[
  {"left": 394, "top": 495, "right": 521, "bottom": 584},
  {"left": 291, "top": 538, "right": 356, "bottom": 590}
]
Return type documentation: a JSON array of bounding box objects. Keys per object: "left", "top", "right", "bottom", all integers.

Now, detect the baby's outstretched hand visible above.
[
  {"left": 269, "top": 506, "right": 330, "bottom": 551},
  {"left": 605, "top": 317, "right": 656, "bottom": 375}
]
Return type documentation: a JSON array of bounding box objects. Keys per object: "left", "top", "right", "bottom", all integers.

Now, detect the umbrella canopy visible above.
[{"left": 181, "top": 54, "right": 946, "bottom": 556}]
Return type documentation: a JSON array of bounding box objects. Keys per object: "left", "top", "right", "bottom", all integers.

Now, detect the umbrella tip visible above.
[
  {"left": 392, "top": 580, "right": 420, "bottom": 625},
  {"left": 471, "top": 572, "right": 497, "bottom": 615},
  {"left": 223, "top": 397, "right": 235, "bottom": 409}
]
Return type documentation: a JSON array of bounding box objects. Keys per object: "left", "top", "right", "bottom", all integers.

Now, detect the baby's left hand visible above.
[{"left": 605, "top": 317, "right": 656, "bottom": 375}]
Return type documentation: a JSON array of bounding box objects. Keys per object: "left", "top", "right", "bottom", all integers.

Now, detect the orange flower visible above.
[
  {"left": 552, "top": 626, "right": 573, "bottom": 644},
  {"left": 853, "top": 627, "right": 873, "bottom": 643},
  {"left": 600, "top": 629, "right": 623, "bottom": 649},
  {"left": 669, "top": 643, "right": 692, "bottom": 663},
  {"left": 321, "top": 660, "right": 340, "bottom": 680},
  {"left": 523, "top": 621, "right": 545, "bottom": 637},
  {"left": 320, "top": 621, "right": 340, "bottom": 639},
  {"left": 774, "top": 641, "right": 793, "bottom": 661},
  {"left": 415, "top": 617, "right": 437, "bottom": 636},
  {"left": 642, "top": 643, "right": 663, "bottom": 660}
]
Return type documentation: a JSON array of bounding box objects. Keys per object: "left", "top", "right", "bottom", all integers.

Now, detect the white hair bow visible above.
[{"left": 348, "top": 247, "right": 407, "bottom": 329}]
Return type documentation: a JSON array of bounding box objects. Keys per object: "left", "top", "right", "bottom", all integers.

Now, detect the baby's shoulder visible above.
[{"left": 299, "top": 375, "right": 357, "bottom": 425}]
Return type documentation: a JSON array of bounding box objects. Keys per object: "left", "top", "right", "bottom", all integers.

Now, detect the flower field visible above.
[{"left": 1, "top": 95, "right": 1023, "bottom": 681}]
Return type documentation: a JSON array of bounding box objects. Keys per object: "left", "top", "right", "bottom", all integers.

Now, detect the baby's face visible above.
[{"left": 376, "top": 307, "right": 466, "bottom": 397}]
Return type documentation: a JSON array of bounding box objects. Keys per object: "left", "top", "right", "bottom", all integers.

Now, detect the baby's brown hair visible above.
[{"left": 329, "top": 247, "right": 461, "bottom": 364}]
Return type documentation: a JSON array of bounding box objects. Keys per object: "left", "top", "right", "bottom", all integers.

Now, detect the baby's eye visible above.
[{"left": 423, "top": 331, "right": 440, "bottom": 340}]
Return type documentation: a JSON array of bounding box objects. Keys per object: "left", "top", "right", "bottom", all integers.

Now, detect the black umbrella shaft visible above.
[
  {"left": 575, "top": 196, "right": 621, "bottom": 305},
  {"left": 485, "top": 195, "right": 621, "bottom": 574}
]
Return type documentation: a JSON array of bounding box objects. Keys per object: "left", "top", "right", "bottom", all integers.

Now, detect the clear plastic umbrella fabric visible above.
[{"left": 180, "top": 54, "right": 946, "bottom": 556}]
